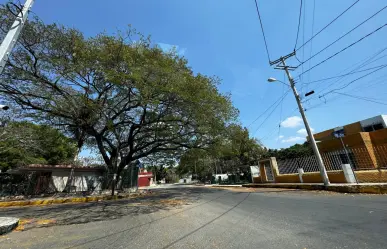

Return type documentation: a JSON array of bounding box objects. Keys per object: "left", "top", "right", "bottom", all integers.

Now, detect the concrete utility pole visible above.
[
  {"left": 268, "top": 51, "right": 330, "bottom": 186},
  {"left": 0, "top": 0, "right": 35, "bottom": 74},
  {"left": 280, "top": 57, "right": 330, "bottom": 186}
]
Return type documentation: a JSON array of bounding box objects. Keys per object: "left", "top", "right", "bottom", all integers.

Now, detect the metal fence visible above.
[{"left": 277, "top": 145, "right": 387, "bottom": 174}]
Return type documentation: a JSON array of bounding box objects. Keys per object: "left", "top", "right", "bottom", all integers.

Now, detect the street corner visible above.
[
  {"left": 14, "top": 218, "right": 56, "bottom": 232},
  {"left": 0, "top": 217, "right": 19, "bottom": 235}
]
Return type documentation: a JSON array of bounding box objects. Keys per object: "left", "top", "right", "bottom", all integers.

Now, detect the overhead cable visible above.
[
  {"left": 296, "top": 0, "right": 361, "bottom": 51},
  {"left": 298, "top": 5, "right": 387, "bottom": 67},
  {"left": 294, "top": 0, "right": 303, "bottom": 49},
  {"left": 296, "top": 23, "right": 387, "bottom": 78},
  {"left": 254, "top": 0, "right": 271, "bottom": 63}
]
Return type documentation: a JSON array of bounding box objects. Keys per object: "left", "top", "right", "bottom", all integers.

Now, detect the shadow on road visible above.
[
  {"left": 63, "top": 189, "right": 234, "bottom": 249},
  {"left": 2, "top": 187, "right": 220, "bottom": 230}
]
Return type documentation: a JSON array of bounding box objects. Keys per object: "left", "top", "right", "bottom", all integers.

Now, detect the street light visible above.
[{"left": 267, "top": 77, "right": 289, "bottom": 87}]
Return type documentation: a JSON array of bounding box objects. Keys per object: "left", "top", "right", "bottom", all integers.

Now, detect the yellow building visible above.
[{"left": 312, "top": 115, "right": 387, "bottom": 169}]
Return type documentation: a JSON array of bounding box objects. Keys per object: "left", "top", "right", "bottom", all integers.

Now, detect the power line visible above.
[
  {"left": 299, "top": 45, "right": 387, "bottom": 81},
  {"left": 296, "top": 23, "right": 387, "bottom": 78},
  {"left": 348, "top": 72, "right": 387, "bottom": 92},
  {"left": 247, "top": 89, "right": 290, "bottom": 128},
  {"left": 298, "top": 5, "right": 387, "bottom": 67},
  {"left": 301, "top": 64, "right": 386, "bottom": 85},
  {"left": 306, "top": 0, "right": 316, "bottom": 92},
  {"left": 260, "top": 106, "right": 299, "bottom": 143},
  {"left": 320, "top": 64, "right": 387, "bottom": 96},
  {"left": 302, "top": 49, "right": 387, "bottom": 105},
  {"left": 253, "top": 90, "right": 290, "bottom": 136},
  {"left": 305, "top": 73, "right": 387, "bottom": 111},
  {"left": 315, "top": 47, "right": 387, "bottom": 93},
  {"left": 299, "top": 0, "right": 307, "bottom": 92},
  {"left": 296, "top": 0, "right": 361, "bottom": 52},
  {"left": 254, "top": 0, "right": 271, "bottom": 63},
  {"left": 332, "top": 92, "right": 387, "bottom": 106},
  {"left": 294, "top": 0, "right": 303, "bottom": 49}
]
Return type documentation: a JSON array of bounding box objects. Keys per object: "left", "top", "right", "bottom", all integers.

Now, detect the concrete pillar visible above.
[
  {"left": 298, "top": 168, "right": 304, "bottom": 183},
  {"left": 360, "top": 133, "right": 379, "bottom": 169},
  {"left": 342, "top": 164, "right": 356, "bottom": 183},
  {"left": 259, "top": 161, "right": 267, "bottom": 183},
  {"left": 270, "top": 157, "right": 279, "bottom": 183}
]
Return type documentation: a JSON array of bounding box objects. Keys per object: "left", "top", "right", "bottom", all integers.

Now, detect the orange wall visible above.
[
  {"left": 253, "top": 177, "right": 262, "bottom": 183},
  {"left": 344, "top": 122, "right": 362, "bottom": 136},
  {"left": 313, "top": 122, "right": 362, "bottom": 142},
  {"left": 369, "top": 128, "right": 387, "bottom": 145},
  {"left": 355, "top": 170, "right": 387, "bottom": 183},
  {"left": 275, "top": 171, "right": 346, "bottom": 183},
  {"left": 275, "top": 174, "right": 299, "bottom": 183},
  {"left": 314, "top": 129, "right": 334, "bottom": 142}
]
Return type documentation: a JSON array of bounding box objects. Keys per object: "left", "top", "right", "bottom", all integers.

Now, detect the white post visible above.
[
  {"left": 0, "top": 0, "right": 35, "bottom": 74},
  {"left": 298, "top": 168, "right": 304, "bottom": 183},
  {"left": 339, "top": 137, "right": 358, "bottom": 183},
  {"left": 281, "top": 58, "right": 330, "bottom": 186}
]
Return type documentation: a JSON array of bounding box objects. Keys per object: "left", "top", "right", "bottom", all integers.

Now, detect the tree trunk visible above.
[
  {"left": 73, "top": 146, "right": 81, "bottom": 163},
  {"left": 111, "top": 172, "right": 116, "bottom": 196}
]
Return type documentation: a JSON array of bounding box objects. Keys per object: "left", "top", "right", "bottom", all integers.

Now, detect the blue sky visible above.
[{"left": 3, "top": 0, "right": 387, "bottom": 150}]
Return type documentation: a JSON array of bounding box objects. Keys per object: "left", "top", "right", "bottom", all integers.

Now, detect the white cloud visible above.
[
  {"left": 157, "top": 43, "right": 186, "bottom": 56},
  {"left": 296, "top": 128, "right": 314, "bottom": 136},
  {"left": 281, "top": 116, "right": 303, "bottom": 128},
  {"left": 281, "top": 136, "right": 305, "bottom": 143},
  {"left": 275, "top": 135, "right": 284, "bottom": 141}
]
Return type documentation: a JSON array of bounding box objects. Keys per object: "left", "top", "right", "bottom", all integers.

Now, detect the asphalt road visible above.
[{"left": 1, "top": 186, "right": 386, "bottom": 249}]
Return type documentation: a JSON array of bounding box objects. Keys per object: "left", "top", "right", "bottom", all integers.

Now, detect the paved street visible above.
[{"left": 0, "top": 186, "right": 386, "bottom": 249}]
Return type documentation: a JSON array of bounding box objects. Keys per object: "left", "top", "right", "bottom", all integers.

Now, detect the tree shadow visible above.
[{"left": 2, "top": 187, "right": 222, "bottom": 230}]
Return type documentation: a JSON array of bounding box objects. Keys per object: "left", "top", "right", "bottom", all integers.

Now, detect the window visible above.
[
  {"left": 373, "top": 123, "right": 384, "bottom": 131},
  {"left": 362, "top": 123, "right": 384, "bottom": 132}
]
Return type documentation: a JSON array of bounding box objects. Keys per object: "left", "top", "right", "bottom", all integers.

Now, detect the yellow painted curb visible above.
[
  {"left": 0, "top": 194, "right": 134, "bottom": 208},
  {"left": 358, "top": 186, "right": 381, "bottom": 194}
]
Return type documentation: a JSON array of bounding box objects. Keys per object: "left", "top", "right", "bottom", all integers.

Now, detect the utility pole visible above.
[
  {"left": 0, "top": 0, "right": 34, "bottom": 74},
  {"left": 282, "top": 57, "right": 329, "bottom": 186},
  {"left": 269, "top": 51, "right": 330, "bottom": 186}
]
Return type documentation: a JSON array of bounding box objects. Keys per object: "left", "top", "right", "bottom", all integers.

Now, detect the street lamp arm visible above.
[{"left": 267, "top": 77, "right": 290, "bottom": 87}]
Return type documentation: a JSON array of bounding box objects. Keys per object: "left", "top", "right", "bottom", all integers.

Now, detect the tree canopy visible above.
[
  {"left": 0, "top": 121, "right": 76, "bottom": 171},
  {"left": 0, "top": 8, "right": 238, "bottom": 184}
]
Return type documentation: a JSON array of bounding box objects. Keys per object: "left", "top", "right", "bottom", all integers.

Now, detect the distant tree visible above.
[
  {"left": 177, "top": 124, "right": 265, "bottom": 179},
  {"left": 265, "top": 142, "right": 313, "bottom": 160},
  {"left": 0, "top": 9, "right": 237, "bottom": 194},
  {"left": 0, "top": 122, "right": 76, "bottom": 171}
]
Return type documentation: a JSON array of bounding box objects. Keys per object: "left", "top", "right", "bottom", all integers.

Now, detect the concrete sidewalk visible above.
[{"left": 242, "top": 182, "right": 387, "bottom": 194}]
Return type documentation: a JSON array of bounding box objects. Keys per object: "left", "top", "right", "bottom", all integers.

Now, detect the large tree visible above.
[{"left": 0, "top": 9, "right": 237, "bottom": 193}]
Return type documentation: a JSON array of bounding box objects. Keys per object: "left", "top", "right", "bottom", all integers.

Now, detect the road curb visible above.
[
  {"left": 242, "top": 183, "right": 387, "bottom": 194},
  {"left": 0, "top": 217, "right": 19, "bottom": 235},
  {"left": 0, "top": 194, "right": 136, "bottom": 208},
  {"left": 206, "top": 184, "right": 243, "bottom": 187}
]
